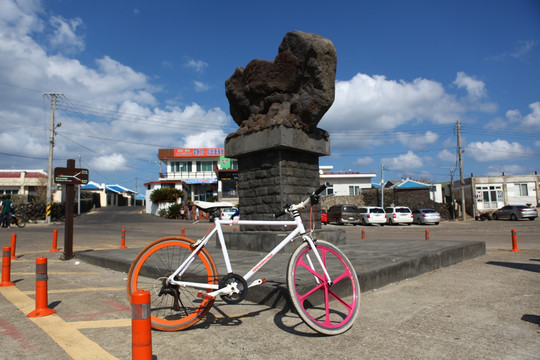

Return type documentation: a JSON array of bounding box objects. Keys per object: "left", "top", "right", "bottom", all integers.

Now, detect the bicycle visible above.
[
  {"left": 127, "top": 182, "right": 360, "bottom": 335},
  {"left": 10, "top": 214, "right": 26, "bottom": 228}
]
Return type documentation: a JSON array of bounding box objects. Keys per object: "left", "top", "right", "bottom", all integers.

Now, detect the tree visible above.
[{"left": 150, "top": 187, "right": 184, "bottom": 204}]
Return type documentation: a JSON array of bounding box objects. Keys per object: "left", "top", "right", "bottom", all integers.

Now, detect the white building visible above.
[
  {"left": 449, "top": 173, "right": 539, "bottom": 216},
  {"left": 319, "top": 166, "right": 376, "bottom": 196},
  {"left": 145, "top": 147, "right": 238, "bottom": 215}
]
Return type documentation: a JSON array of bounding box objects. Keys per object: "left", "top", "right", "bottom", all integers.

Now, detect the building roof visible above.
[
  {"left": 81, "top": 181, "right": 135, "bottom": 194},
  {"left": 0, "top": 170, "right": 47, "bottom": 178},
  {"left": 373, "top": 178, "right": 433, "bottom": 189},
  {"left": 106, "top": 184, "right": 135, "bottom": 194}
]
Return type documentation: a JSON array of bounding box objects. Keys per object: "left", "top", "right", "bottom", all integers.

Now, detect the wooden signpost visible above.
[{"left": 54, "top": 160, "right": 89, "bottom": 260}]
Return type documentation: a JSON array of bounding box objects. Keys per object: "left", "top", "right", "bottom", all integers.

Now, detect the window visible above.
[
  {"left": 196, "top": 161, "right": 217, "bottom": 172},
  {"left": 515, "top": 183, "right": 529, "bottom": 196},
  {"left": 171, "top": 161, "right": 191, "bottom": 173},
  {"left": 349, "top": 185, "right": 361, "bottom": 195},
  {"left": 324, "top": 185, "right": 334, "bottom": 196}
]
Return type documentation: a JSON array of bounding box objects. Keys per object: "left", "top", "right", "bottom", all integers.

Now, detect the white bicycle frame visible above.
[{"left": 167, "top": 212, "right": 333, "bottom": 299}]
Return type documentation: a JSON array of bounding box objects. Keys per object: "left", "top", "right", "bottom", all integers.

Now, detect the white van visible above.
[{"left": 358, "top": 207, "right": 386, "bottom": 226}]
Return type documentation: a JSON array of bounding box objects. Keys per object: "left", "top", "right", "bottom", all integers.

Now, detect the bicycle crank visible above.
[{"left": 218, "top": 273, "right": 248, "bottom": 304}]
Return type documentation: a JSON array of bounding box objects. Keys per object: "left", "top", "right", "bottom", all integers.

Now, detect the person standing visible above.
[{"left": 1, "top": 195, "right": 13, "bottom": 228}]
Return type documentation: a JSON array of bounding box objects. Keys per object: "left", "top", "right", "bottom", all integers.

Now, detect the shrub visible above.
[
  {"left": 150, "top": 188, "right": 184, "bottom": 203},
  {"left": 167, "top": 204, "right": 183, "bottom": 219}
]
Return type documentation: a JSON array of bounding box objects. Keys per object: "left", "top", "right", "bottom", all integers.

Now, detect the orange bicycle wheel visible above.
[{"left": 127, "top": 236, "right": 218, "bottom": 331}]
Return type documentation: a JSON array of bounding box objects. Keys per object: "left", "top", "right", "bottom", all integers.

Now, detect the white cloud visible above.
[
  {"left": 453, "top": 72, "right": 486, "bottom": 100},
  {"left": 466, "top": 140, "right": 531, "bottom": 162},
  {"left": 48, "top": 15, "right": 84, "bottom": 53},
  {"left": 321, "top": 73, "right": 467, "bottom": 148},
  {"left": 483, "top": 117, "right": 507, "bottom": 130},
  {"left": 382, "top": 151, "right": 423, "bottom": 170},
  {"left": 185, "top": 59, "right": 208, "bottom": 73},
  {"left": 437, "top": 149, "right": 455, "bottom": 163},
  {"left": 89, "top": 153, "right": 128, "bottom": 172},
  {"left": 488, "top": 40, "right": 539, "bottom": 61},
  {"left": 0, "top": 0, "right": 231, "bottom": 178},
  {"left": 396, "top": 131, "right": 439, "bottom": 149},
  {"left": 183, "top": 129, "right": 228, "bottom": 148},
  {"left": 484, "top": 164, "right": 528, "bottom": 176},
  {"left": 194, "top": 80, "right": 211, "bottom": 92},
  {"left": 503, "top": 101, "right": 540, "bottom": 130},
  {"left": 355, "top": 157, "right": 374, "bottom": 165}
]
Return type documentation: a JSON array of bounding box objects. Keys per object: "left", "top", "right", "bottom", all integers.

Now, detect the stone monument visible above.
[{"left": 223, "top": 31, "right": 344, "bottom": 251}]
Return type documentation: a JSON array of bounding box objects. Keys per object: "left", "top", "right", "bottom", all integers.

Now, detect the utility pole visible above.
[
  {"left": 44, "top": 92, "right": 62, "bottom": 224},
  {"left": 457, "top": 121, "right": 466, "bottom": 221},
  {"left": 380, "top": 164, "right": 385, "bottom": 208}
]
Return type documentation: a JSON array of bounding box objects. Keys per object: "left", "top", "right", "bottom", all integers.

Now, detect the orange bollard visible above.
[
  {"left": 181, "top": 228, "right": 185, "bottom": 237},
  {"left": 425, "top": 229, "right": 430, "bottom": 241},
  {"left": 510, "top": 229, "right": 520, "bottom": 252},
  {"left": 120, "top": 229, "right": 127, "bottom": 249},
  {"left": 361, "top": 229, "right": 365, "bottom": 240},
  {"left": 132, "top": 290, "right": 152, "bottom": 359},
  {"left": 233, "top": 227, "right": 237, "bottom": 232},
  {"left": 27, "top": 257, "right": 55, "bottom": 317},
  {"left": 1, "top": 247, "right": 15, "bottom": 287},
  {"left": 50, "top": 229, "right": 59, "bottom": 252},
  {"left": 10, "top": 234, "right": 17, "bottom": 259}
]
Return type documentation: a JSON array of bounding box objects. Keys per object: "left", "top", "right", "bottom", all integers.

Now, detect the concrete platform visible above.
[{"left": 76, "top": 239, "right": 485, "bottom": 309}]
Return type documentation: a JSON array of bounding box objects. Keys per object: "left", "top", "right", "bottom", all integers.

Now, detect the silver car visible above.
[
  {"left": 412, "top": 209, "right": 441, "bottom": 225},
  {"left": 492, "top": 205, "right": 537, "bottom": 221}
]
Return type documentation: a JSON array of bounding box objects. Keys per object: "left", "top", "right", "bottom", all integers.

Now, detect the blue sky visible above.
[{"left": 1, "top": 0, "right": 539, "bottom": 193}]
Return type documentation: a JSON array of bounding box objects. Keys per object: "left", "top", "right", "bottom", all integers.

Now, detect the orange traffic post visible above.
[
  {"left": 0, "top": 247, "right": 15, "bottom": 287},
  {"left": 361, "top": 229, "right": 365, "bottom": 240},
  {"left": 510, "top": 229, "right": 520, "bottom": 252},
  {"left": 425, "top": 229, "right": 430, "bottom": 241},
  {"left": 120, "top": 229, "right": 127, "bottom": 249},
  {"left": 50, "top": 229, "right": 59, "bottom": 252},
  {"left": 10, "top": 234, "right": 17, "bottom": 259},
  {"left": 132, "top": 290, "right": 152, "bottom": 359},
  {"left": 181, "top": 228, "right": 185, "bottom": 237},
  {"left": 27, "top": 257, "right": 56, "bottom": 317}
]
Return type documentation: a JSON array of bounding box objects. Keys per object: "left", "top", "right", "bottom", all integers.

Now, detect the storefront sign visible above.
[
  {"left": 174, "top": 148, "right": 224, "bottom": 158},
  {"left": 184, "top": 178, "right": 218, "bottom": 184}
]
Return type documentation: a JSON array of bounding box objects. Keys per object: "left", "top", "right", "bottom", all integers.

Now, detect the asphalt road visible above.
[{"left": 0, "top": 207, "right": 538, "bottom": 359}]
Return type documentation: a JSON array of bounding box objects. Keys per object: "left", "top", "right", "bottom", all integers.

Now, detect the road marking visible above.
[
  {"left": 70, "top": 319, "right": 131, "bottom": 329},
  {"left": 23, "top": 286, "right": 126, "bottom": 295},
  {"left": 0, "top": 286, "right": 118, "bottom": 360}
]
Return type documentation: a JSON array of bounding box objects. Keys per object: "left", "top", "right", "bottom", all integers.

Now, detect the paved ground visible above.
[{"left": 0, "top": 207, "right": 538, "bottom": 359}]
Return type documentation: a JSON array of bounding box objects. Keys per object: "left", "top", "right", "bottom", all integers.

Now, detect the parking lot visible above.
[{"left": 0, "top": 207, "right": 538, "bottom": 359}]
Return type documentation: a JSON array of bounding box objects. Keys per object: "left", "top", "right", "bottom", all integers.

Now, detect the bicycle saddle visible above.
[{"left": 194, "top": 201, "right": 234, "bottom": 211}]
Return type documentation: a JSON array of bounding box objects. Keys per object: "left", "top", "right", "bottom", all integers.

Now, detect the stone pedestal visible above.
[{"left": 224, "top": 125, "right": 344, "bottom": 251}]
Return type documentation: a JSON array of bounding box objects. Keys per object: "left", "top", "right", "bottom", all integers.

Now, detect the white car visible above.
[
  {"left": 220, "top": 207, "right": 239, "bottom": 220},
  {"left": 385, "top": 206, "right": 413, "bottom": 225},
  {"left": 358, "top": 207, "right": 386, "bottom": 226}
]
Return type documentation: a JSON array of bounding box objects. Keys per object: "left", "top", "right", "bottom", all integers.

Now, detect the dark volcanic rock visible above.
[{"left": 225, "top": 31, "right": 337, "bottom": 137}]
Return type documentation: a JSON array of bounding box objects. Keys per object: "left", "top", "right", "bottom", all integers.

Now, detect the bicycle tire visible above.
[
  {"left": 127, "top": 236, "right": 218, "bottom": 331},
  {"left": 15, "top": 217, "right": 26, "bottom": 228},
  {"left": 287, "top": 240, "right": 360, "bottom": 335}
]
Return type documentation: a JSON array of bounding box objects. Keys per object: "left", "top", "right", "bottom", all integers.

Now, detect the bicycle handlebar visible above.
[{"left": 273, "top": 182, "right": 331, "bottom": 218}]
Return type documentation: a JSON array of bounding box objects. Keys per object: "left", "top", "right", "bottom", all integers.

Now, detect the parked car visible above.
[
  {"left": 327, "top": 204, "right": 361, "bottom": 225},
  {"left": 321, "top": 209, "right": 328, "bottom": 225},
  {"left": 385, "top": 206, "right": 413, "bottom": 225},
  {"left": 412, "top": 209, "right": 441, "bottom": 225},
  {"left": 220, "top": 207, "right": 239, "bottom": 220},
  {"left": 358, "top": 207, "right": 386, "bottom": 226},
  {"left": 492, "top": 205, "right": 537, "bottom": 221}
]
